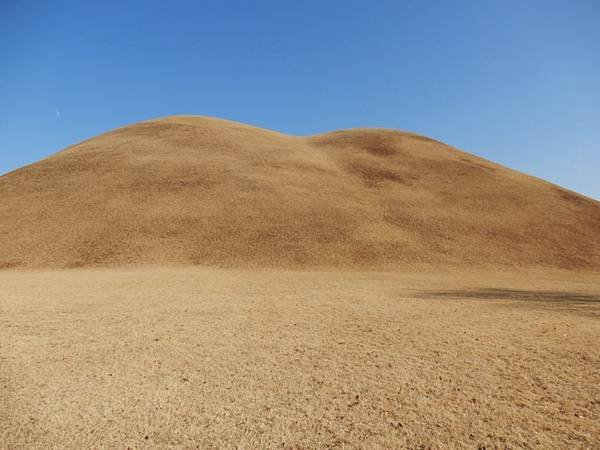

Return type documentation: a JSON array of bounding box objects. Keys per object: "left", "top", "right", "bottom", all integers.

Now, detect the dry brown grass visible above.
[
  {"left": 1, "top": 116, "right": 599, "bottom": 448},
  {"left": 1, "top": 115, "right": 599, "bottom": 271},
  {"left": 1, "top": 267, "right": 599, "bottom": 449}
]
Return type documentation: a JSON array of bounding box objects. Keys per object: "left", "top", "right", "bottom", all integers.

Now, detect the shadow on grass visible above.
[{"left": 418, "top": 288, "right": 600, "bottom": 304}]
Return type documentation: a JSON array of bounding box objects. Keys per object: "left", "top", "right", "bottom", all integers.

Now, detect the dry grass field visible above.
[
  {"left": 2, "top": 267, "right": 599, "bottom": 449},
  {"left": 2, "top": 116, "right": 599, "bottom": 448}
]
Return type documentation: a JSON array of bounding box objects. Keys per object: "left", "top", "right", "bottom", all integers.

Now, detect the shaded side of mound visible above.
[{"left": 1, "top": 116, "right": 599, "bottom": 270}]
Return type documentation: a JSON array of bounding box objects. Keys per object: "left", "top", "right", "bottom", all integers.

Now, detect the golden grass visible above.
[
  {"left": 1, "top": 115, "right": 599, "bottom": 271},
  {"left": 2, "top": 267, "right": 599, "bottom": 449},
  {"left": 1, "top": 115, "right": 599, "bottom": 448}
]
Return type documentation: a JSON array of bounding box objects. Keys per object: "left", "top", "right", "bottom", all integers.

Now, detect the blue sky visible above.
[{"left": 1, "top": 0, "right": 599, "bottom": 199}]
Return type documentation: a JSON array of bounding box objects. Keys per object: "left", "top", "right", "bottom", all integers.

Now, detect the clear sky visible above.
[{"left": 1, "top": 0, "right": 599, "bottom": 199}]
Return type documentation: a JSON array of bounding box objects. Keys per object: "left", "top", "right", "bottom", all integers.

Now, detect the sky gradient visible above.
[{"left": 1, "top": 0, "right": 599, "bottom": 199}]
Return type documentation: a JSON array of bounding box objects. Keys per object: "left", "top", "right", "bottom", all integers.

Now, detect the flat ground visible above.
[{"left": 1, "top": 268, "right": 599, "bottom": 449}]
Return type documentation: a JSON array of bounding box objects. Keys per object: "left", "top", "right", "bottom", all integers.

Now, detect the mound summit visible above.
[{"left": 1, "top": 115, "right": 599, "bottom": 270}]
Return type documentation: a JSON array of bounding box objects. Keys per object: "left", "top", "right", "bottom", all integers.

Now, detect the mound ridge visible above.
[{"left": 1, "top": 115, "right": 599, "bottom": 270}]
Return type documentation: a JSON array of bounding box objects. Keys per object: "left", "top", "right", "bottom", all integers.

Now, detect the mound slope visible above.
[{"left": 1, "top": 115, "right": 598, "bottom": 270}]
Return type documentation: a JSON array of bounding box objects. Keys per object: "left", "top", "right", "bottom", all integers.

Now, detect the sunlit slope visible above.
[{"left": 1, "top": 115, "right": 598, "bottom": 270}]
